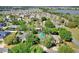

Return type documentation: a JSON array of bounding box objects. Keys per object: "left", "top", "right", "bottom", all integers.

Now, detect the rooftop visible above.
[{"left": 0, "top": 31, "right": 10, "bottom": 39}]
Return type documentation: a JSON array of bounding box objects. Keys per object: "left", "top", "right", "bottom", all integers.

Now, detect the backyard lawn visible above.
[
  {"left": 64, "top": 27, "right": 79, "bottom": 41},
  {"left": 65, "top": 41, "right": 79, "bottom": 51},
  {"left": 64, "top": 27, "right": 79, "bottom": 51},
  {"left": 70, "top": 28, "right": 79, "bottom": 41}
]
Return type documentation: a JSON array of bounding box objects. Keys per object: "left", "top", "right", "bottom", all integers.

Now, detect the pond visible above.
[{"left": 54, "top": 10, "right": 79, "bottom": 15}]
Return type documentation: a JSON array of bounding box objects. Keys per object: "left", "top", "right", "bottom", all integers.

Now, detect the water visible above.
[
  {"left": 55, "top": 10, "right": 79, "bottom": 15},
  {"left": 38, "top": 32, "right": 45, "bottom": 39}
]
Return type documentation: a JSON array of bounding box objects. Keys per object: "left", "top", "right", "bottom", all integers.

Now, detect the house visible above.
[
  {"left": 52, "top": 20, "right": 64, "bottom": 28},
  {"left": 0, "top": 23, "right": 6, "bottom": 28},
  {"left": 8, "top": 25, "right": 20, "bottom": 30},
  {"left": 4, "top": 16, "right": 11, "bottom": 22},
  {"left": 52, "top": 35, "right": 61, "bottom": 44},
  {"left": 16, "top": 31, "right": 27, "bottom": 42},
  {"left": 0, "top": 31, "right": 11, "bottom": 41},
  {"left": 9, "top": 25, "right": 20, "bottom": 29},
  {"left": 0, "top": 48, "right": 8, "bottom": 53}
]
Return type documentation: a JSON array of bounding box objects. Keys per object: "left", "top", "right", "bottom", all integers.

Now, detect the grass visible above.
[
  {"left": 0, "top": 41, "right": 2, "bottom": 44},
  {"left": 70, "top": 28, "right": 79, "bottom": 41},
  {"left": 64, "top": 41, "right": 79, "bottom": 51},
  {"left": 64, "top": 27, "right": 79, "bottom": 51},
  {"left": 64, "top": 27, "right": 79, "bottom": 41}
]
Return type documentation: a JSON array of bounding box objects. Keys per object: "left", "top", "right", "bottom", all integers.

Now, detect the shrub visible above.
[
  {"left": 27, "top": 33, "right": 40, "bottom": 44},
  {"left": 31, "top": 18, "right": 39, "bottom": 21},
  {"left": 41, "top": 17, "right": 47, "bottom": 21},
  {"left": 33, "top": 37, "right": 40, "bottom": 44},
  {"left": 30, "top": 45, "right": 43, "bottom": 53},
  {"left": 58, "top": 44, "right": 74, "bottom": 53},
  {"left": 32, "top": 28, "right": 38, "bottom": 34},
  {"left": 12, "top": 20, "right": 19, "bottom": 25},
  {"left": 40, "top": 35, "right": 54, "bottom": 48},
  {"left": 12, "top": 37, "right": 21, "bottom": 44}
]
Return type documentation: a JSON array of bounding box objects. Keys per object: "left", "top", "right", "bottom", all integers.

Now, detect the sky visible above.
[{"left": 0, "top": 0, "right": 79, "bottom": 6}]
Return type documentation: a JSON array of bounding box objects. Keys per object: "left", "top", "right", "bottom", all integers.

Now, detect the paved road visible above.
[{"left": 72, "top": 38, "right": 79, "bottom": 47}]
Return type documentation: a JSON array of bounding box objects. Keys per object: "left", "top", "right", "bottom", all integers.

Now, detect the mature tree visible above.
[
  {"left": 45, "top": 20, "right": 55, "bottom": 28},
  {"left": 18, "top": 20, "right": 27, "bottom": 31},
  {"left": 59, "top": 28, "right": 72, "bottom": 41},
  {"left": 43, "top": 27, "right": 51, "bottom": 34},
  {"left": 50, "top": 28, "right": 58, "bottom": 35}
]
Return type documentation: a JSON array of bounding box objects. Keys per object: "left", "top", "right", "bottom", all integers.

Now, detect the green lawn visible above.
[
  {"left": 0, "top": 41, "right": 2, "bottom": 44},
  {"left": 64, "top": 27, "right": 79, "bottom": 51},
  {"left": 64, "top": 27, "right": 79, "bottom": 41},
  {"left": 69, "top": 28, "right": 79, "bottom": 41}
]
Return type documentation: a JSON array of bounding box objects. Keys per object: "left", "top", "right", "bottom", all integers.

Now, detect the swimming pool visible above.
[{"left": 38, "top": 32, "right": 45, "bottom": 39}]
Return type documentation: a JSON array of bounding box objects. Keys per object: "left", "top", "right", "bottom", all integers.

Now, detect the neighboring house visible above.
[
  {"left": 9, "top": 25, "right": 20, "bottom": 29},
  {"left": 29, "top": 15, "right": 35, "bottom": 19},
  {"left": 8, "top": 25, "right": 20, "bottom": 30},
  {"left": 0, "top": 48, "right": 8, "bottom": 53},
  {"left": 52, "top": 20, "right": 64, "bottom": 28},
  {"left": 4, "top": 17, "right": 11, "bottom": 22},
  {"left": 16, "top": 31, "right": 27, "bottom": 42},
  {"left": 52, "top": 35, "right": 61, "bottom": 44},
  {"left": 0, "top": 23, "right": 6, "bottom": 28},
  {"left": 0, "top": 31, "right": 11, "bottom": 41},
  {"left": 17, "top": 18, "right": 22, "bottom": 20}
]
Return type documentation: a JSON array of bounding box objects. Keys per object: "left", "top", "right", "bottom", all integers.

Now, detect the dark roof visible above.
[
  {"left": 0, "top": 31, "right": 10, "bottom": 39},
  {"left": 0, "top": 23, "right": 6, "bottom": 28},
  {"left": 0, "top": 48, "right": 8, "bottom": 53}
]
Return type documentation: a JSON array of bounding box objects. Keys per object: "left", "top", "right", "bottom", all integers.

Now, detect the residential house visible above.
[
  {"left": 16, "top": 31, "right": 27, "bottom": 42},
  {"left": 0, "top": 23, "right": 6, "bottom": 29},
  {"left": 0, "top": 48, "right": 8, "bottom": 53},
  {"left": 0, "top": 31, "right": 11, "bottom": 41}
]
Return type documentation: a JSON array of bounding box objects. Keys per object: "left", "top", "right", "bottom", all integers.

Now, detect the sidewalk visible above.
[{"left": 39, "top": 44, "right": 58, "bottom": 53}]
